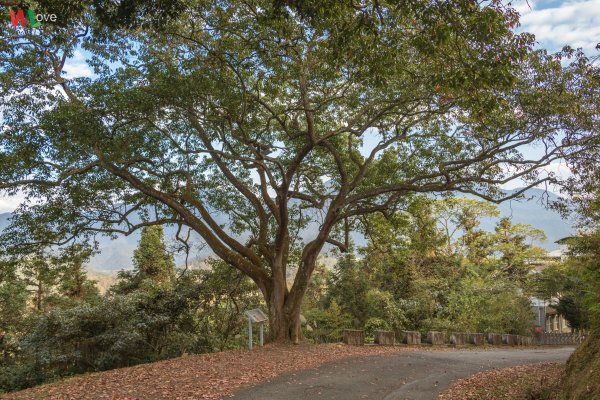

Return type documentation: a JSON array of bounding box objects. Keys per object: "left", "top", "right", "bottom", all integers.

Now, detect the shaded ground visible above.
[
  {"left": 1, "top": 343, "right": 443, "bottom": 400},
  {"left": 230, "top": 347, "right": 574, "bottom": 400},
  {"left": 439, "top": 362, "right": 564, "bottom": 400}
]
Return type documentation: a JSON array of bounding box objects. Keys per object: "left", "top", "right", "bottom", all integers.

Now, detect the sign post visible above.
[{"left": 244, "top": 308, "right": 268, "bottom": 350}]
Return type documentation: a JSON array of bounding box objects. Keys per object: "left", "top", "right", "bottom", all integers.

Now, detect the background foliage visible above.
[{"left": 302, "top": 197, "right": 539, "bottom": 343}]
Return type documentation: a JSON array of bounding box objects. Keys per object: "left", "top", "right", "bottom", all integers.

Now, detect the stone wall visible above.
[
  {"left": 338, "top": 327, "right": 547, "bottom": 348},
  {"left": 536, "top": 332, "right": 584, "bottom": 345}
]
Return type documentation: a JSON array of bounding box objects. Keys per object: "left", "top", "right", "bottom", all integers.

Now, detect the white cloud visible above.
[
  {"left": 513, "top": 0, "right": 536, "bottom": 16},
  {"left": 538, "top": 160, "right": 572, "bottom": 180},
  {"left": 0, "top": 192, "right": 26, "bottom": 213},
  {"left": 501, "top": 161, "right": 572, "bottom": 192},
  {"left": 518, "top": 0, "right": 600, "bottom": 52},
  {"left": 62, "top": 50, "right": 94, "bottom": 79}
]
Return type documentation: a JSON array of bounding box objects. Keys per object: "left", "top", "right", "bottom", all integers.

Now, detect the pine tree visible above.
[
  {"left": 132, "top": 226, "right": 175, "bottom": 285},
  {"left": 55, "top": 245, "right": 100, "bottom": 303}
]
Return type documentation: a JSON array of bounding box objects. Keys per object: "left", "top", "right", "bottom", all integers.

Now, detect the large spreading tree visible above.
[{"left": 0, "top": 0, "right": 598, "bottom": 341}]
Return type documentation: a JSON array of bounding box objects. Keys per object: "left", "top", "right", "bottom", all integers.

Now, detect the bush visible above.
[
  {"left": 365, "top": 289, "right": 406, "bottom": 336},
  {"left": 304, "top": 300, "right": 350, "bottom": 343},
  {"left": 0, "top": 288, "right": 194, "bottom": 391},
  {"left": 0, "top": 265, "right": 263, "bottom": 393},
  {"left": 364, "top": 318, "right": 390, "bottom": 339}
]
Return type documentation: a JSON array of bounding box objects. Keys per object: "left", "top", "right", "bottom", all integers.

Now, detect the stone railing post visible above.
[
  {"left": 343, "top": 329, "right": 364, "bottom": 346},
  {"left": 502, "top": 334, "right": 518, "bottom": 345},
  {"left": 374, "top": 330, "right": 395, "bottom": 345},
  {"left": 427, "top": 331, "right": 445, "bottom": 345},
  {"left": 449, "top": 332, "right": 468, "bottom": 345},
  {"left": 487, "top": 333, "right": 502, "bottom": 345},
  {"left": 402, "top": 331, "right": 421, "bottom": 345},
  {"left": 470, "top": 333, "right": 485, "bottom": 345}
]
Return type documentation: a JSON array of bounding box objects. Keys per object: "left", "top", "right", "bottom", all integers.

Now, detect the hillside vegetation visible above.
[
  {"left": 561, "top": 333, "right": 600, "bottom": 399},
  {"left": 559, "top": 232, "right": 600, "bottom": 399}
]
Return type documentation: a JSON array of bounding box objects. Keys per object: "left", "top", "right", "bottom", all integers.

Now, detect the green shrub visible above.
[
  {"left": 304, "top": 300, "right": 350, "bottom": 343},
  {"left": 0, "top": 264, "right": 262, "bottom": 393},
  {"left": 364, "top": 318, "right": 390, "bottom": 339}
]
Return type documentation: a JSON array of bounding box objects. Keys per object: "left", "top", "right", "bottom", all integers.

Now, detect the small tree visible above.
[
  {"left": 0, "top": 260, "right": 28, "bottom": 345},
  {"left": 492, "top": 218, "right": 546, "bottom": 282},
  {"left": 55, "top": 245, "right": 100, "bottom": 304},
  {"left": 112, "top": 226, "right": 175, "bottom": 294},
  {"left": 133, "top": 226, "right": 176, "bottom": 284},
  {"left": 326, "top": 255, "right": 370, "bottom": 328},
  {"left": 18, "top": 252, "right": 60, "bottom": 311},
  {"left": 304, "top": 300, "right": 350, "bottom": 344}
]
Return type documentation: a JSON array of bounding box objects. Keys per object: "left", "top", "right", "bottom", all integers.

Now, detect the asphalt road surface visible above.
[{"left": 230, "top": 347, "right": 574, "bottom": 400}]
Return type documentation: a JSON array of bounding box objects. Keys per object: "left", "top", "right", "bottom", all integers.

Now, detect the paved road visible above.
[{"left": 230, "top": 347, "right": 574, "bottom": 400}]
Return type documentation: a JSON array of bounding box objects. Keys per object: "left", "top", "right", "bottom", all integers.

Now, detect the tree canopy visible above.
[{"left": 0, "top": 0, "right": 598, "bottom": 341}]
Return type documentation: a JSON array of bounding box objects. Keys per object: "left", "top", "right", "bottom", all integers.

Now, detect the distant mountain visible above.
[
  {"left": 0, "top": 188, "right": 574, "bottom": 271},
  {"left": 87, "top": 268, "right": 117, "bottom": 294},
  {"left": 475, "top": 188, "right": 574, "bottom": 248},
  {"left": 0, "top": 211, "right": 211, "bottom": 271}
]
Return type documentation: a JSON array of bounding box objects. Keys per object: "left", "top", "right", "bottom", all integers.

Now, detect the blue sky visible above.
[
  {"left": 515, "top": 0, "right": 600, "bottom": 53},
  {"left": 0, "top": 0, "right": 597, "bottom": 212}
]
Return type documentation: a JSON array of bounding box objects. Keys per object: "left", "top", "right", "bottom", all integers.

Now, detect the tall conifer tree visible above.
[{"left": 133, "top": 226, "right": 175, "bottom": 284}]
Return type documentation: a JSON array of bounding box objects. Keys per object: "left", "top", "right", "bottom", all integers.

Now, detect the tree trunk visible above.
[
  {"left": 265, "top": 253, "right": 320, "bottom": 343},
  {"left": 36, "top": 280, "right": 43, "bottom": 311},
  {"left": 265, "top": 264, "right": 305, "bottom": 343},
  {"left": 267, "top": 292, "right": 303, "bottom": 343}
]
